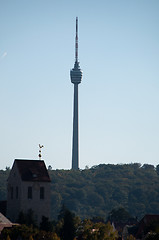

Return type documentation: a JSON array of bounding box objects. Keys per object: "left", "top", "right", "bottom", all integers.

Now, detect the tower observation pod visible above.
[{"left": 70, "top": 17, "right": 83, "bottom": 170}]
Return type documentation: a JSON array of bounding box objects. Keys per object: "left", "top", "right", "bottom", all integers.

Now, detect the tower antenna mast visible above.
[{"left": 75, "top": 17, "right": 78, "bottom": 62}]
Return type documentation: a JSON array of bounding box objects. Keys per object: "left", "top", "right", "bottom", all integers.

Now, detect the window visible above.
[
  {"left": 40, "top": 187, "right": 44, "bottom": 199},
  {"left": 11, "top": 187, "right": 13, "bottom": 199},
  {"left": 28, "top": 186, "right": 32, "bottom": 199},
  {"left": 16, "top": 186, "right": 18, "bottom": 199}
]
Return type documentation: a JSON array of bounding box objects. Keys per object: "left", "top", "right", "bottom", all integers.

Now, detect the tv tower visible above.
[{"left": 70, "top": 17, "right": 83, "bottom": 170}]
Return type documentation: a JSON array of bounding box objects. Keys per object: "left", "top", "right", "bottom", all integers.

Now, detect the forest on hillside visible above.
[{"left": 1, "top": 163, "right": 159, "bottom": 220}]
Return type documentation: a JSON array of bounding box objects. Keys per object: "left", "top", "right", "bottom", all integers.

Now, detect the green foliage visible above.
[
  {"left": 57, "top": 206, "right": 76, "bottom": 240},
  {"left": 1, "top": 224, "right": 38, "bottom": 240},
  {"left": 29, "top": 236, "right": 34, "bottom": 240},
  {"left": 107, "top": 207, "right": 131, "bottom": 223},
  {"left": 40, "top": 216, "right": 53, "bottom": 232},
  {"left": 144, "top": 220, "right": 159, "bottom": 236},
  {"left": 35, "top": 231, "right": 60, "bottom": 240},
  {"left": 145, "top": 233, "right": 159, "bottom": 240},
  {"left": 78, "top": 219, "right": 118, "bottom": 240},
  {"left": 49, "top": 163, "right": 159, "bottom": 220},
  {"left": 6, "top": 235, "right": 11, "bottom": 240},
  {"left": 1, "top": 224, "right": 60, "bottom": 240},
  {"left": 62, "top": 209, "right": 76, "bottom": 240},
  {"left": 156, "top": 164, "right": 159, "bottom": 175},
  {"left": 17, "top": 209, "right": 37, "bottom": 227},
  {"left": 127, "top": 235, "right": 136, "bottom": 240},
  {"left": 1, "top": 218, "right": 119, "bottom": 240},
  {"left": 1, "top": 163, "right": 159, "bottom": 221}
]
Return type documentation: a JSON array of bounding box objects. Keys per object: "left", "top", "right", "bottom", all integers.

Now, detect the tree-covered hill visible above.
[
  {"left": 1, "top": 163, "right": 159, "bottom": 221},
  {"left": 49, "top": 163, "right": 159, "bottom": 220}
]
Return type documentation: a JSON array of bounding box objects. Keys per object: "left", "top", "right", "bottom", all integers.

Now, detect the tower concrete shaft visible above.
[
  {"left": 70, "top": 17, "right": 82, "bottom": 170},
  {"left": 72, "top": 84, "right": 79, "bottom": 169}
]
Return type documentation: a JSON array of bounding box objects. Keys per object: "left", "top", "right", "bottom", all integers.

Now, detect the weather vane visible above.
[{"left": 39, "top": 144, "right": 44, "bottom": 160}]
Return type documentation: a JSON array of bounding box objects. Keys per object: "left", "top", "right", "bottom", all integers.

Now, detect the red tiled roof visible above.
[{"left": 14, "top": 159, "right": 51, "bottom": 182}]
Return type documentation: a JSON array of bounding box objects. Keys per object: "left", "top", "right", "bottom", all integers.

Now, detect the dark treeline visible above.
[
  {"left": 1, "top": 163, "right": 159, "bottom": 220},
  {"left": 1, "top": 206, "right": 119, "bottom": 240},
  {"left": 49, "top": 163, "right": 159, "bottom": 220},
  {"left": 2, "top": 205, "right": 159, "bottom": 240}
]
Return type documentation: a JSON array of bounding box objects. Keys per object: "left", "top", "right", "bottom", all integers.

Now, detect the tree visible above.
[
  {"left": 145, "top": 233, "right": 159, "bottom": 240},
  {"left": 5, "top": 166, "right": 10, "bottom": 171},
  {"left": 40, "top": 216, "right": 53, "bottom": 232},
  {"left": 29, "top": 236, "right": 34, "bottom": 240},
  {"left": 17, "top": 209, "right": 37, "bottom": 227},
  {"left": 127, "top": 235, "right": 136, "bottom": 240},
  {"left": 80, "top": 220, "right": 118, "bottom": 240},
  {"left": 48, "top": 165, "right": 52, "bottom": 170},
  {"left": 107, "top": 207, "right": 131, "bottom": 223},
  {"left": 58, "top": 204, "right": 68, "bottom": 220},
  {"left": 1, "top": 224, "right": 37, "bottom": 240},
  {"left": 6, "top": 235, "right": 11, "bottom": 240},
  {"left": 98, "top": 221, "right": 118, "bottom": 240},
  {"left": 17, "top": 211, "right": 27, "bottom": 224},
  {"left": 156, "top": 165, "right": 159, "bottom": 175},
  {"left": 62, "top": 209, "right": 76, "bottom": 240}
]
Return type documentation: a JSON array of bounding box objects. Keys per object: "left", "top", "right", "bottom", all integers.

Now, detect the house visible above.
[
  {"left": 6, "top": 159, "right": 51, "bottom": 225},
  {"left": 123, "top": 214, "right": 159, "bottom": 239},
  {"left": 135, "top": 214, "right": 159, "bottom": 239},
  {"left": 0, "top": 212, "right": 17, "bottom": 233},
  {"left": 0, "top": 201, "right": 7, "bottom": 216}
]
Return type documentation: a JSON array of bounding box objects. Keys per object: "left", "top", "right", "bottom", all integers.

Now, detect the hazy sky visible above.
[{"left": 0, "top": 0, "right": 159, "bottom": 170}]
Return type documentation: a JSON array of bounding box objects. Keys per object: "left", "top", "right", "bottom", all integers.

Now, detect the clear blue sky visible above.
[{"left": 0, "top": 0, "right": 159, "bottom": 170}]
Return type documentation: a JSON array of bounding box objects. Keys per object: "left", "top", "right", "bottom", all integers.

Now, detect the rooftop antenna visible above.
[
  {"left": 38, "top": 144, "right": 44, "bottom": 160},
  {"left": 75, "top": 17, "right": 78, "bottom": 62}
]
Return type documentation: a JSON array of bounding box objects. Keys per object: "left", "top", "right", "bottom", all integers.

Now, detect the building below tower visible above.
[{"left": 6, "top": 159, "right": 51, "bottom": 225}]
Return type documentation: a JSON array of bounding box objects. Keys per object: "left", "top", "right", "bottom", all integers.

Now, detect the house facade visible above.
[{"left": 7, "top": 159, "right": 51, "bottom": 225}]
